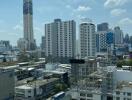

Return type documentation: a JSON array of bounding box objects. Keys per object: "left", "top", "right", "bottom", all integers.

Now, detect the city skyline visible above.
[{"left": 0, "top": 0, "right": 132, "bottom": 46}]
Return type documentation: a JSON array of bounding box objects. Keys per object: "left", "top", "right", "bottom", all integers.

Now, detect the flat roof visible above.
[
  {"left": 0, "top": 65, "right": 18, "bottom": 70},
  {"left": 44, "top": 70, "right": 66, "bottom": 74},
  {"left": 16, "top": 78, "right": 59, "bottom": 88},
  {"left": 15, "top": 85, "right": 33, "bottom": 90}
]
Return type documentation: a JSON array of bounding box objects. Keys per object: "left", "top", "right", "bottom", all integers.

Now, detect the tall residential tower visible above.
[
  {"left": 23, "top": 0, "right": 36, "bottom": 50},
  {"left": 80, "top": 20, "right": 96, "bottom": 58},
  {"left": 45, "top": 19, "right": 76, "bottom": 60}
]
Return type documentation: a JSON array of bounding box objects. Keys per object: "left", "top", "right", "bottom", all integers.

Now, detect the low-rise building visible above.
[
  {"left": 0, "top": 68, "right": 15, "bottom": 100},
  {"left": 15, "top": 78, "right": 59, "bottom": 99}
]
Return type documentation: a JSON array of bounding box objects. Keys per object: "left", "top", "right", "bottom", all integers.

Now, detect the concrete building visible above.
[
  {"left": 97, "top": 23, "right": 109, "bottom": 32},
  {"left": 97, "top": 31, "right": 108, "bottom": 52},
  {"left": 113, "top": 81, "right": 132, "bottom": 100},
  {"left": 17, "top": 38, "right": 28, "bottom": 51},
  {"left": 69, "top": 60, "right": 132, "bottom": 100},
  {"left": 45, "top": 19, "right": 76, "bottom": 59},
  {"left": 70, "top": 58, "right": 97, "bottom": 87},
  {"left": 124, "top": 34, "right": 130, "bottom": 44},
  {"left": 41, "top": 36, "right": 46, "bottom": 51},
  {"left": 0, "top": 68, "right": 15, "bottom": 100},
  {"left": 15, "top": 78, "right": 59, "bottom": 100},
  {"left": 80, "top": 20, "right": 96, "bottom": 58},
  {"left": 23, "top": 0, "right": 36, "bottom": 50},
  {"left": 0, "top": 40, "right": 12, "bottom": 52},
  {"left": 114, "top": 26, "right": 124, "bottom": 45}
]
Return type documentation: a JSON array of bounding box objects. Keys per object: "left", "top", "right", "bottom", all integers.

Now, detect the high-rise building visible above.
[
  {"left": 97, "top": 31, "right": 108, "bottom": 52},
  {"left": 17, "top": 38, "right": 28, "bottom": 51},
  {"left": 124, "top": 34, "right": 130, "bottom": 44},
  {"left": 114, "top": 26, "right": 123, "bottom": 45},
  {"left": 80, "top": 20, "right": 96, "bottom": 58},
  {"left": 23, "top": 0, "right": 36, "bottom": 50},
  {"left": 41, "top": 36, "right": 46, "bottom": 51},
  {"left": 97, "top": 23, "right": 109, "bottom": 32},
  {"left": 45, "top": 19, "right": 76, "bottom": 59}
]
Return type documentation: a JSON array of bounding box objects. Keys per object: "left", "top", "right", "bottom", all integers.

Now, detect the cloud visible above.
[
  {"left": 111, "top": 9, "right": 126, "bottom": 16},
  {"left": 119, "top": 18, "right": 132, "bottom": 26},
  {"left": 76, "top": 5, "right": 91, "bottom": 12},
  {"left": 13, "top": 25, "right": 23, "bottom": 31},
  {"left": 104, "top": 0, "right": 130, "bottom": 8}
]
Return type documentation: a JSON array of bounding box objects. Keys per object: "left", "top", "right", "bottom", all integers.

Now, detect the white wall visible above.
[{"left": 114, "top": 70, "right": 132, "bottom": 83}]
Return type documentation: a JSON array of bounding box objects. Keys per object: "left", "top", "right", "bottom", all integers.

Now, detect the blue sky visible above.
[{"left": 0, "top": 0, "right": 132, "bottom": 46}]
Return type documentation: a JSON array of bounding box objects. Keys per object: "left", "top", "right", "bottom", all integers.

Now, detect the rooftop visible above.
[
  {"left": 116, "top": 81, "right": 132, "bottom": 89},
  {"left": 16, "top": 78, "right": 59, "bottom": 88}
]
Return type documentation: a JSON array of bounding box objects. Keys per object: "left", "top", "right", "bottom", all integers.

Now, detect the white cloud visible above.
[
  {"left": 76, "top": 5, "right": 91, "bottom": 12},
  {"left": 111, "top": 9, "right": 126, "bottom": 16},
  {"left": 104, "top": 0, "right": 130, "bottom": 8},
  {"left": 13, "top": 25, "right": 23, "bottom": 31},
  {"left": 119, "top": 18, "right": 132, "bottom": 26}
]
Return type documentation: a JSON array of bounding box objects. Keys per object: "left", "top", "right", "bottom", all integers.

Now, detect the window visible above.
[
  {"left": 28, "top": 96, "right": 31, "bottom": 98},
  {"left": 80, "top": 99, "right": 86, "bottom": 100},
  {"left": 116, "top": 91, "right": 120, "bottom": 95},
  {"left": 116, "top": 97, "right": 120, "bottom": 100},
  {"left": 87, "top": 94, "right": 93, "bottom": 97},
  {"left": 80, "top": 93, "right": 86, "bottom": 97},
  {"left": 127, "top": 92, "right": 131, "bottom": 96},
  {"left": 28, "top": 90, "right": 31, "bottom": 93}
]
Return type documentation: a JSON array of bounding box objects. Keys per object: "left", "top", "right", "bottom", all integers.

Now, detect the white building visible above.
[
  {"left": 45, "top": 19, "right": 76, "bottom": 58},
  {"left": 15, "top": 85, "right": 35, "bottom": 100},
  {"left": 113, "top": 82, "right": 132, "bottom": 100},
  {"left": 80, "top": 20, "right": 96, "bottom": 58},
  {"left": 113, "top": 69, "right": 132, "bottom": 100},
  {"left": 15, "top": 78, "right": 59, "bottom": 100}
]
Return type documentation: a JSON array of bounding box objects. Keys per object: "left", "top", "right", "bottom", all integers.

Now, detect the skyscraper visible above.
[
  {"left": 97, "top": 31, "right": 108, "bottom": 52},
  {"left": 45, "top": 19, "right": 76, "bottom": 59},
  {"left": 80, "top": 20, "right": 96, "bottom": 58},
  {"left": 114, "top": 26, "right": 123, "bottom": 45},
  {"left": 23, "top": 0, "right": 36, "bottom": 50},
  {"left": 97, "top": 23, "right": 109, "bottom": 32},
  {"left": 41, "top": 36, "right": 46, "bottom": 51}
]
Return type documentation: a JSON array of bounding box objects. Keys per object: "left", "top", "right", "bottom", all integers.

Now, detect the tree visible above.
[
  {"left": 116, "top": 60, "right": 125, "bottom": 68},
  {"left": 54, "top": 83, "right": 68, "bottom": 92}
]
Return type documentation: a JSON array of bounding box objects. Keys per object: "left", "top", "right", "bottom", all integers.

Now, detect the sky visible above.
[{"left": 0, "top": 0, "right": 132, "bottom": 46}]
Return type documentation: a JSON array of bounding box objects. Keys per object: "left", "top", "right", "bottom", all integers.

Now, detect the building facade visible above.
[
  {"left": 0, "top": 68, "right": 15, "bottom": 100},
  {"left": 97, "top": 31, "right": 108, "bottom": 52},
  {"left": 0, "top": 40, "right": 12, "bottom": 52},
  {"left": 23, "top": 0, "right": 36, "bottom": 50},
  {"left": 45, "top": 19, "right": 76, "bottom": 59},
  {"left": 80, "top": 21, "right": 96, "bottom": 58},
  {"left": 97, "top": 23, "right": 109, "bottom": 32},
  {"left": 114, "top": 26, "right": 124, "bottom": 45},
  {"left": 17, "top": 38, "right": 28, "bottom": 51}
]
